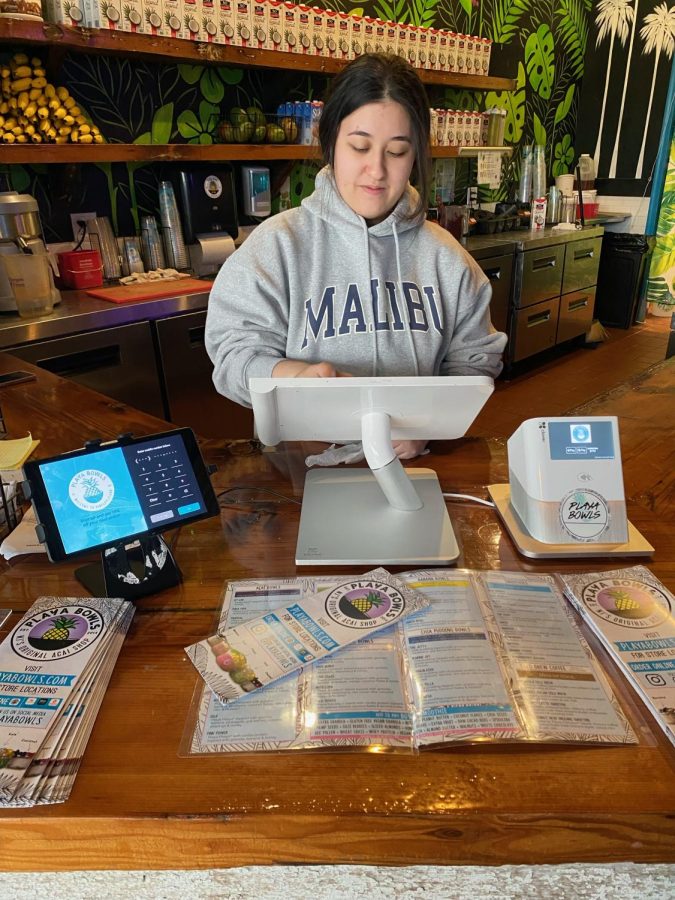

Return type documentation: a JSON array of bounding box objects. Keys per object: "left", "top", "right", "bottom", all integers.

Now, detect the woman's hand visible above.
[
  {"left": 392, "top": 440, "right": 429, "bottom": 460},
  {"left": 272, "top": 360, "right": 353, "bottom": 378}
]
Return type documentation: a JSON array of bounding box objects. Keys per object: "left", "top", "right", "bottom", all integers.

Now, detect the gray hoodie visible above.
[{"left": 206, "top": 166, "right": 507, "bottom": 407}]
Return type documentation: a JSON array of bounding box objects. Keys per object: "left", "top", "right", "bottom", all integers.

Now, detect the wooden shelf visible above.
[
  {"left": 1, "top": 143, "right": 512, "bottom": 164},
  {"left": 0, "top": 20, "right": 516, "bottom": 91}
]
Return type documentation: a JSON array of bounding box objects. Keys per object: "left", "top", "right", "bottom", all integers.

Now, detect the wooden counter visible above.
[{"left": 0, "top": 352, "right": 673, "bottom": 870}]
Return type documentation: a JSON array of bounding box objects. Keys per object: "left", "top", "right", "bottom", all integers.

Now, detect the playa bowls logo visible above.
[
  {"left": 69, "top": 468, "right": 114, "bottom": 512},
  {"left": 11, "top": 605, "right": 104, "bottom": 659},
  {"left": 580, "top": 577, "right": 671, "bottom": 628},
  {"left": 559, "top": 489, "right": 610, "bottom": 542},
  {"left": 324, "top": 579, "right": 405, "bottom": 629}
]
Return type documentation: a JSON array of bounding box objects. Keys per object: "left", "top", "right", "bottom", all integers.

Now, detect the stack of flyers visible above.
[
  {"left": 0, "top": 596, "right": 134, "bottom": 807},
  {"left": 559, "top": 566, "right": 675, "bottom": 749}
]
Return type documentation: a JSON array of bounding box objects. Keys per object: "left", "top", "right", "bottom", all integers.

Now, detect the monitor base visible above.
[
  {"left": 296, "top": 468, "right": 459, "bottom": 566},
  {"left": 75, "top": 534, "right": 182, "bottom": 599}
]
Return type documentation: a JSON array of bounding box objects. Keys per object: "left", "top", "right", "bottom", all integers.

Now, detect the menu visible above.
[
  {"left": 560, "top": 566, "right": 675, "bottom": 749},
  {"left": 184, "top": 569, "right": 636, "bottom": 755}
]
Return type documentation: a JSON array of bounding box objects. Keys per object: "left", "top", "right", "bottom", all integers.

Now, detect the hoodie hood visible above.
[{"left": 302, "top": 165, "right": 424, "bottom": 237}]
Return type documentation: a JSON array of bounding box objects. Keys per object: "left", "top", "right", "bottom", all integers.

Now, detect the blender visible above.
[{"left": 0, "top": 191, "right": 53, "bottom": 312}]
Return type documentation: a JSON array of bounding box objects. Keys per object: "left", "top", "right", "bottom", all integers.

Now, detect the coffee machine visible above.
[{"left": 0, "top": 191, "right": 51, "bottom": 312}]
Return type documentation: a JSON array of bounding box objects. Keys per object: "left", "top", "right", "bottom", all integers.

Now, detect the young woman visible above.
[{"left": 205, "top": 53, "right": 506, "bottom": 458}]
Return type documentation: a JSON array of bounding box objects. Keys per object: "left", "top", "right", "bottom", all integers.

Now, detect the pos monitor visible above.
[
  {"left": 22, "top": 428, "right": 220, "bottom": 599},
  {"left": 250, "top": 376, "right": 494, "bottom": 566}
]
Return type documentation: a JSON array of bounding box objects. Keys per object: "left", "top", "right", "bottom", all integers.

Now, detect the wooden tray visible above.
[{"left": 86, "top": 277, "right": 210, "bottom": 303}]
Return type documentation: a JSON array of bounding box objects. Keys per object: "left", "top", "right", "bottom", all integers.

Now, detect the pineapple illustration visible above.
[
  {"left": 607, "top": 589, "right": 649, "bottom": 620},
  {"left": 62, "top": 0, "right": 83, "bottom": 24},
  {"left": 41, "top": 617, "right": 77, "bottom": 641},
  {"left": 348, "top": 591, "right": 385, "bottom": 617}
]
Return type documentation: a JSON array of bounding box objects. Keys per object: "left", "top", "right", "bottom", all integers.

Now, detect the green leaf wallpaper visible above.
[
  {"left": 646, "top": 133, "right": 675, "bottom": 311},
  {"left": 1, "top": 0, "right": 593, "bottom": 240}
]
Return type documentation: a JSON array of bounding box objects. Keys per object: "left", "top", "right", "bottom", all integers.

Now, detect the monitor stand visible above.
[
  {"left": 296, "top": 467, "right": 459, "bottom": 566},
  {"left": 75, "top": 534, "right": 182, "bottom": 600}
]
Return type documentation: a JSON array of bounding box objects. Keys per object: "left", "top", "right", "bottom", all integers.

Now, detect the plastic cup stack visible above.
[
  {"left": 158, "top": 181, "right": 189, "bottom": 270},
  {"left": 140, "top": 215, "right": 166, "bottom": 271}
]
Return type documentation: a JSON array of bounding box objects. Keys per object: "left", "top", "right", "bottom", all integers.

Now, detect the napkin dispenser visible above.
[
  {"left": 173, "top": 164, "right": 239, "bottom": 276},
  {"left": 507, "top": 416, "right": 628, "bottom": 544}
]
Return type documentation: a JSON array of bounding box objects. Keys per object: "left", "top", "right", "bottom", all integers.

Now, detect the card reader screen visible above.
[
  {"left": 38, "top": 433, "right": 208, "bottom": 556},
  {"left": 548, "top": 421, "right": 615, "bottom": 461}
]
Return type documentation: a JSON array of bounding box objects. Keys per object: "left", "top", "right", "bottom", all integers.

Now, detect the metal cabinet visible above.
[
  {"left": 154, "top": 311, "right": 253, "bottom": 439},
  {"left": 511, "top": 297, "right": 559, "bottom": 362},
  {"left": 562, "top": 236, "right": 602, "bottom": 295},
  {"left": 477, "top": 253, "right": 512, "bottom": 335},
  {"left": 7, "top": 321, "right": 165, "bottom": 418},
  {"left": 557, "top": 288, "right": 596, "bottom": 344},
  {"left": 520, "top": 245, "right": 565, "bottom": 307}
]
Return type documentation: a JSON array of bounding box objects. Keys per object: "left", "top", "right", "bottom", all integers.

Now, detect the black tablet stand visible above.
[{"left": 74, "top": 532, "right": 182, "bottom": 601}]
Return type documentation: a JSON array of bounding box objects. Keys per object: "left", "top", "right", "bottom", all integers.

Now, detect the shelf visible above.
[
  {"left": 0, "top": 20, "right": 516, "bottom": 91},
  {"left": 1, "top": 143, "right": 512, "bottom": 164}
]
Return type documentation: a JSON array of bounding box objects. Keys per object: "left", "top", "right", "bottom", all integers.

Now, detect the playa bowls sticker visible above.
[
  {"left": 11, "top": 605, "right": 104, "bottom": 659},
  {"left": 325, "top": 579, "right": 406, "bottom": 629},
  {"left": 559, "top": 489, "right": 610, "bottom": 542},
  {"left": 580, "top": 577, "right": 671, "bottom": 629},
  {"left": 69, "top": 469, "right": 114, "bottom": 512}
]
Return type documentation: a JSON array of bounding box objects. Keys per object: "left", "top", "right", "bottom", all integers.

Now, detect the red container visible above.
[
  {"left": 576, "top": 202, "right": 600, "bottom": 221},
  {"left": 57, "top": 249, "right": 104, "bottom": 289}
]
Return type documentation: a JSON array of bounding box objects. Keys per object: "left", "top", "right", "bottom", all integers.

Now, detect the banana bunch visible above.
[{"left": 0, "top": 53, "right": 104, "bottom": 145}]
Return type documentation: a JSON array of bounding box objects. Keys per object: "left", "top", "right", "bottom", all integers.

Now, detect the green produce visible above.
[
  {"left": 217, "top": 121, "right": 235, "bottom": 142},
  {"left": 252, "top": 123, "right": 267, "bottom": 143},
  {"left": 229, "top": 106, "right": 249, "bottom": 126},
  {"left": 246, "top": 105, "right": 266, "bottom": 128},
  {"left": 233, "top": 120, "right": 254, "bottom": 142},
  {"left": 280, "top": 116, "right": 298, "bottom": 143},
  {"left": 266, "top": 123, "right": 285, "bottom": 143}
]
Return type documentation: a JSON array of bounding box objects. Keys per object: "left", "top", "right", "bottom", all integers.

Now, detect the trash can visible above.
[{"left": 594, "top": 233, "right": 651, "bottom": 328}]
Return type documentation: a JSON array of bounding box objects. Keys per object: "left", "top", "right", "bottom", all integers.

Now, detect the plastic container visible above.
[
  {"left": 555, "top": 173, "right": 575, "bottom": 194},
  {"left": 532, "top": 144, "right": 547, "bottom": 200},
  {"left": 57, "top": 249, "right": 104, "bottom": 289},
  {"left": 576, "top": 153, "right": 595, "bottom": 191},
  {"left": 2, "top": 251, "right": 54, "bottom": 318},
  {"left": 518, "top": 144, "right": 533, "bottom": 203}
]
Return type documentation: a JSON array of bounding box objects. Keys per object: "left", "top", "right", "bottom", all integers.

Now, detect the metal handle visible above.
[
  {"left": 36, "top": 344, "right": 121, "bottom": 377},
  {"left": 483, "top": 267, "right": 501, "bottom": 281},
  {"left": 188, "top": 325, "right": 205, "bottom": 347},
  {"left": 574, "top": 249, "right": 594, "bottom": 260},
  {"left": 568, "top": 297, "right": 589, "bottom": 312},
  {"left": 532, "top": 256, "right": 557, "bottom": 270},
  {"left": 527, "top": 310, "right": 551, "bottom": 327}
]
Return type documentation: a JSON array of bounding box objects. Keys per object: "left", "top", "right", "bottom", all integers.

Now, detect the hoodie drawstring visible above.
[
  {"left": 392, "top": 222, "right": 420, "bottom": 376},
  {"left": 361, "top": 221, "right": 378, "bottom": 376}
]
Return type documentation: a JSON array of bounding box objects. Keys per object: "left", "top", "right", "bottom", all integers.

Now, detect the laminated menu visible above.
[
  {"left": 182, "top": 568, "right": 637, "bottom": 755},
  {"left": 0, "top": 596, "right": 134, "bottom": 806},
  {"left": 185, "top": 568, "right": 430, "bottom": 706},
  {"left": 559, "top": 566, "right": 675, "bottom": 749}
]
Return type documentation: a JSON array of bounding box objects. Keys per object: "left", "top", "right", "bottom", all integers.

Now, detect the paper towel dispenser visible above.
[{"left": 172, "top": 164, "right": 239, "bottom": 276}]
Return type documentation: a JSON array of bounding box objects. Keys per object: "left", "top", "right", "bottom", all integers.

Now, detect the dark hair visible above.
[{"left": 319, "top": 53, "right": 431, "bottom": 220}]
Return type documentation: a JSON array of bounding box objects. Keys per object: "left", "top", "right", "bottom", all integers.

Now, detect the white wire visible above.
[{"left": 442, "top": 492, "right": 496, "bottom": 508}]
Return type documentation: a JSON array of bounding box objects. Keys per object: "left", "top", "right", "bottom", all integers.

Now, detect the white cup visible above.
[{"left": 555, "top": 174, "right": 575, "bottom": 194}]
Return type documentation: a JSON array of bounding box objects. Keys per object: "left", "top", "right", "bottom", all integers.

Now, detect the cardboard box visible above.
[
  {"left": 234, "top": 0, "right": 252, "bottom": 46},
  {"left": 384, "top": 21, "right": 397, "bottom": 56},
  {"left": 396, "top": 21, "right": 407, "bottom": 61},
  {"left": 120, "top": 0, "right": 144, "bottom": 31},
  {"left": 337, "top": 12, "right": 351, "bottom": 59},
  {"left": 350, "top": 14, "right": 363, "bottom": 59},
  {"left": 311, "top": 7, "right": 326, "bottom": 56},
  {"left": 324, "top": 9, "right": 338, "bottom": 58},
  {"left": 267, "top": 0, "right": 283, "bottom": 49},
  {"left": 418, "top": 27, "right": 429, "bottom": 69},
  {"left": 183, "top": 0, "right": 200, "bottom": 40},
  {"left": 201, "top": 0, "right": 218, "bottom": 41},
  {"left": 428, "top": 28, "right": 438, "bottom": 70},
  {"left": 282, "top": 2, "right": 299, "bottom": 53},
  {"left": 99, "top": 0, "right": 123, "bottom": 30},
  {"left": 251, "top": 1, "right": 269, "bottom": 48},
  {"left": 163, "top": 0, "right": 184, "bottom": 38},
  {"left": 437, "top": 30, "right": 448, "bottom": 71},
  {"left": 297, "top": 4, "right": 312, "bottom": 54},
  {"left": 142, "top": 0, "right": 163, "bottom": 33},
  {"left": 407, "top": 24, "right": 418, "bottom": 67},
  {"left": 363, "top": 16, "right": 376, "bottom": 55}
]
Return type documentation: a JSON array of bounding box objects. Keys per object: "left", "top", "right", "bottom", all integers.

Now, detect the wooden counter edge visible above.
[{"left": 1, "top": 812, "right": 674, "bottom": 869}]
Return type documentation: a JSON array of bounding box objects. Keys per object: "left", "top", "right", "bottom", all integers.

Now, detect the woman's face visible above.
[{"left": 332, "top": 99, "right": 415, "bottom": 225}]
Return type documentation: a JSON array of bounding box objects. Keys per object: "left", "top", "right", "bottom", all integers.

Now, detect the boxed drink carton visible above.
[
  {"left": 374, "top": 18, "right": 386, "bottom": 53},
  {"left": 282, "top": 2, "right": 299, "bottom": 53},
  {"left": 183, "top": 0, "right": 201, "bottom": 40},
  {"left": 121, "top": 0, "right": 144, "bottom": 32},
  {"left": 363, "top": 15, "right": 376, "bottom": 55},
  {"left": 435, "top": 108, "right": 446, "bottom": 146},
  {"left": 384, "top": 21, "right": 397, "bottom": 56},
  {"left": 267, "top": 0, "right": 283, "bottom": 50},
  {"left": 456, "top": 33, "right": 467, "bottom": 74},
  {"left": 324, "top": 9, "right": 338, "bottom": 57},
  {"left": 465, "top": 34, "right": 476, "bottom": 74},
  {"left": 350, "top": 14, "right": 363, "bottom": 59},
  {"left": 396, "top": 21, "right": 407, "bottom": 61},
  {"left": 481, "top": 37, "right": 492, "bottom": 75},
  {"left": 447, "top": 32, "right": 458, "bottom": 72},
  {"left": 234, "top": 0, "right": 252, "bottom": 46},
  {"left": 99, "top": 0, "right": 123, "bottom": 30},
  {"left": 202, "top": 5, "right": 218, "bottom": 41},
  {"left": 428, "top": 28, "right": 438, "bottom": 70},
  {"left": 337, "top": 12, "right": 351, "bottom": 59},
  {"left": 437, "top": 30, "right": 448, "bottom": 71},
  {"left": 43, "top": 0, "right": 89, "bottom": 26},
  {"left": 406, "top": 24, "right": 418, "bottom": 67},
  {"left": 311, "top": 99, "right": 323, "bottom": 144},
  {"left": 251, "top": 2, "right": 269, "bottom": 48},
  {"left": 311, "top": 7, "right": 326, "bottom": 56},
  {"left": 418, "top": 26, "right": 429, "bottom": 68},
  {"left": 164, "top": 0, "right": 184, "bottom": 38},
  {"left": 446, "top": 109, "right": 457, "bottom": 146},
  {"left": 142, "top": 0, "right": 163, "bottom": 33},
  {"left": 297, "top": 4, "right": 312, "bottom": 54}
]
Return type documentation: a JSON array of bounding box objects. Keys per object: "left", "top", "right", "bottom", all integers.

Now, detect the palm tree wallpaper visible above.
[{"left": 1, "top": 0, "right": 673, "bottom": 238}]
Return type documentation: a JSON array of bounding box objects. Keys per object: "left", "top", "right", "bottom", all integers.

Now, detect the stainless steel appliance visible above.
[{"left": 0, "top": 191, "right": 49, "bottom": 312}]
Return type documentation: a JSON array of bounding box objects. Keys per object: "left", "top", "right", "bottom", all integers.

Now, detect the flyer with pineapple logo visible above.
[
  {"left": 185, "top": 567, "right": 430, "bottom": 705},
  {"left": 559, "top": 566, "right": 675, "bottom": 748}
]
